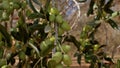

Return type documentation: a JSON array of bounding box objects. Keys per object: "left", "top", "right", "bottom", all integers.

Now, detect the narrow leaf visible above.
[
  {"left": 77, "top": 0, "right": 87, "bottom": 3},
  {"left": 107, "top": 19, "right": 118, "bottom": 29},
  {"left": 77, "top": 53, "right": 82, "bottom": 64},
  {"left": 104, "top": 0, "right": 113, "bottom": 8},
  {"left": 28, "top": 13, "right": 45, "bottom": 19},
  {"left": 87, "top": 0, "right": 95, "bottom": 16},
  {"left": 33, "top": 0, "right": 42, "bottom": 6},
  {"left": 28, "top": 42, "right": 40, "bottom": 56},
  {"left": 0, "top": 24, "right": 12, "bottom": 47},
  {"left": 26, "top": 0, "right": 38, "bottom": 13},
  {"left": 44, "top": 24, "right": 51, "bottom": 33}
]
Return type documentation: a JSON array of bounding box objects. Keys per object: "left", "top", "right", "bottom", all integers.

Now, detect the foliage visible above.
[{"left": 0, "top": 0, "right": 119, "bottom": 68}]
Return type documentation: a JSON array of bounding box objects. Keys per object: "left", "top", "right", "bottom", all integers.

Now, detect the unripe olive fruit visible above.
[
  {"left": 50, "top": 36, "right": 55, "bottom": 42},
  {"left": 111, "top": 11, "right": 118, "bottom": 18},
  {"left": 55, "top": 63, "right": 64, "bottom": 68},
  {"left": 56, "top": 46, "right": 61, "bottom": 52},
  {"left": 63, "top": 54, "right": 72, "bottom": 66},
  {"left": 55, "top": 15, "right": 63, "bottom": 24},
  {"left": 49, "top": 14, "right": 55, "bottom": 22},
  {"left": 48, "top": 59, "right": 56, "bottom": 68},
  {"left": 58, "top": 27, "right": 64, "bottom": 36},
  {"left": 2, "top": 12, "right": 9, "bottom": 21},
  {"left": 26, "top": 9, "right": 32, "bottom": 17},
  {"left": 50, "top": 8, "right": 59, "bottom": 15},
  {"left": 0, "top": 59, "right": 7, "bottom": 67},
  {"left": 52, "top": 52, "right": 63, "bottom": 64},
  {"left": 61, "top": 21, "right": 70, "bottom": 31},
  {"left": 93, "top": 44, "right": 99, "bottom": 51},
  {"left": 18, "top": 51, "right": 26, "bottom": 60},
  {"left": 62, "top": 45, "right": 71, "bottom": 54},
  {"left": 40, "top": 41, "right": 48, "bottom": 51},
  {"left": 83, "top": 25, "right": 92, "bottom": 32}
]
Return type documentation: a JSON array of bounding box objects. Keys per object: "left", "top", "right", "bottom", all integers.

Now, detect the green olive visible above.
[
  {"left": 58, "top": 27, "right": 64, "bottom": 36},
  {"left": 93, "top": 44, "right": 99, "bottom": 51},
  {"left": 62, "top": 45, "right": 71, "bottom": 54},
  {"left": 2, "top": 12, "right": 9, "bottom": 21},
  {"left": 61, "top": 21, "right": 70, "bottom": 31},
  {"left": 40, "top": 41, "right": 48, "bottom": 51},
  {"left": 48, "top": 59, "right": 56, "bottom": 68},
  {"left": 50, "top": 7, "right": 59, "bottom": 15},
  {"left": 49, "top": 14, "right": 55, "bottom": 22},
  {"left": 63, "top": 54, "right": 72, "bottom": 66},
  {"left": 52, "top": 52, "right": 63, "bottom": 64},
  {"left": 55, "top": 63, "right": 64, "bottom": 68},
  {"left": 55, "top": 15, "right": 63, "bottom": 24}
]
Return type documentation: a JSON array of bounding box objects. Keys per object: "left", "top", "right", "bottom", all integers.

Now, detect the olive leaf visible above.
[
  {"left": 87, "top": 0, "right": 95, "bottom": 16},
  {"left": 28, "top": 13, "right": 45, "bottom": 19},
  {"left": 0, "top": 24, "right": 12, "bottom": 47},
  {"left": 107, "top": 19, "right": 118, "bottom": 29},
  {"left": 116, "top": 59, "right": 120, "bottom": 68},
  {"left": 26, "top": 0, "right": 38, "bottom": 13},
  {"left": 77, "top": 0, "right": 87, "bottom": 3},
  {"left": 33, "top": 0, "right": 42, "bottom": 6},
  {"left": 44, "top": 24, "right": 51, "bottom": 33}
]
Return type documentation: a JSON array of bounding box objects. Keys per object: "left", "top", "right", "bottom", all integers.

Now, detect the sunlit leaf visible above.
[
  {"left": 26, "top": 0, "right": 38, "bottom": 13},
  {"left": 33, "top": 0, "right": 42, "bottom": 6},
  {"left": 77, "top": 0, "right": 87, "bottom": 3},
  {"left": 44, "top": 24, "right": 51, "bottom": 33}
]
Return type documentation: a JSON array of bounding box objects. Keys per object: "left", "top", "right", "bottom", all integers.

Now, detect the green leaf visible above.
[
  {"left": 26, "top": 0, "right": 38, "bottom": 13},
  {"left": 104, "top": 57, "right": 113, "bottom": 63},
  {"left": 104, "top": 8, "right": 114, "bottom": 14},
  {"left": 87, "top": 0, "right": 95, "bottom": 16},
  {"left": 0, "top": 48, "right": 4, "bottom": 58},
  {"left": 11, "top": 30, "right": 22, "bottom": 41},
  {"left": 77, "top": 0, "right": 87, "bottom": 3},
  {"left": 116, "top": 59, "right": 120, "bottom": 68},
  {"left": 28, "top": 13, "right": 45, "bottom": 19},
  {"left": 89, "top": 62, "right": 95, "bottom": 68},
  {"left": 77, "top": 53, "right": 82, "bottom": 64},
  {"left": 65, "top": 35, "right": 80, "bottom": 51},
  {"left": 98, "top": 45, "right": 106, "bottom": 49},
  {"left": 100, "top": 0, "right": 105, "bottom": 7},
  {"left": 104, "top": 0, "right": 113, "bottom": 8},
  {"left": 107, "top": 19, "right": 118, "bottom": 29},
  {"left": 44, "top": 24, "right": 51, "bottom": 33},
  {"left": 32, "top": 0, "right": 41, "bottom": 6},
  {"left": 45, "top": 0, "right": 50, "bottom": 11},
  {"left": 28, "top": 24, "right": 45, "bottom": 34},
  {"left": 0, "top": 24, "right": 12, "bottom": 47}
]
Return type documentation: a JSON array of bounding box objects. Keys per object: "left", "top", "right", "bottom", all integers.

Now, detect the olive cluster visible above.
[
  {"left": 49, "top": 7, "right": 71, "bottom": 36},
  {"left": 0, "top": 0, "right": 26, "bottom": 21}
]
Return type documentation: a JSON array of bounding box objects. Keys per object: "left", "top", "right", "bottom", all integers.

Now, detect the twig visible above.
[{"left": 33, "top": 57, "right": 42, "bottom": 68}]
